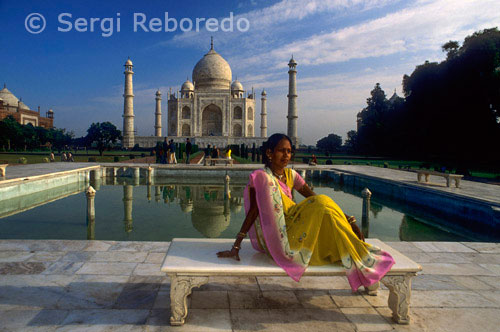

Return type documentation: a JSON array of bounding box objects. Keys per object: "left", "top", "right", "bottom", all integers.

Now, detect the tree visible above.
[
  {"left": 85, "top": 122, "right": 122, "bottom": 156},
  {"left": 49, "top": 128, "right": 73, "bottom": 152},
  {"left": 0, "top": 116, "right": 23, "bottom": 150},
  {"left": 442, "top": 40, "right": 460, "bottom": 59},
  {"left": 343, "top": 130, "right": 358, "bottom": 153},
  {"left": 356, "top": 83, "right": 390, "bottom": 154},
  {"left": 22, "top": 123, "right": 37, "bottom": 150},
  {"left": 316, "top": 133, "right": 342, "bottom": 153}
]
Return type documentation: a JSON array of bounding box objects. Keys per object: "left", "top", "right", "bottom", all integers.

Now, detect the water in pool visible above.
[{"left": 0, "top": 176, "right": 494, "bottom": 242}]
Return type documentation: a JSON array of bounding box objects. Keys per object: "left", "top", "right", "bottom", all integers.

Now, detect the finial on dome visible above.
[
  {"left": 210, "top": 36, "right": 213, "bottom": 50},
  {"left": 3, "top": 83, "right": 5, "bottom": 89}
]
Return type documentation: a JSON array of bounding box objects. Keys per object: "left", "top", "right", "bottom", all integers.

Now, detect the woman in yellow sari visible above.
[{"left": 217, "top": 134, "right": 394, "bottom": 290}]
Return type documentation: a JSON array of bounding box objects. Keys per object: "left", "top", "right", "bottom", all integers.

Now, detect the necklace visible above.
[{"left": 272, "top": 171, "right": 285, "bottom": 180}]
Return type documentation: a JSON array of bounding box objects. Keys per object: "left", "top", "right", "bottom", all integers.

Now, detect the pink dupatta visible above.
[{"left": 244, "top": 168, "right": 309, "bottom": 281}]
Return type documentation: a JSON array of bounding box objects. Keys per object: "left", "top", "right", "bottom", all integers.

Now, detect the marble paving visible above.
[{"left": 0, "top": 239, "right": 499, "bottom": 331}]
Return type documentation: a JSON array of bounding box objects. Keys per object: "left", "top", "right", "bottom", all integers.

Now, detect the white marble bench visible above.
[
  {"left": 161, "top": 238, "right": 422, "bottom": 326},
  {"left": 203, "top": 157, "right": 233, "bottom": 166},
  {"left": 416, "top": 170, "right": 463, "bottom": 188},
  {"left": 0, "top": 164, "right": 7, "bottom": 177}
]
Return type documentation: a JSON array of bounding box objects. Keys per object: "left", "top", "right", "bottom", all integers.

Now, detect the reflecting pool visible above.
[{"left": 0, "top": 175, "right": 495, "bottom": 242}]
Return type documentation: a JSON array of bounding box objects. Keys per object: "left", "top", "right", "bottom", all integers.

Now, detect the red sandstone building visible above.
[{"left": 0, "top": 84, "right": 54, "bottom": 128}]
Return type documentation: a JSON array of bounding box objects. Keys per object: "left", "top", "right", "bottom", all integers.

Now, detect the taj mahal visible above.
[{"left": 121, "top": 39, "right": 299, "bottom": 148}]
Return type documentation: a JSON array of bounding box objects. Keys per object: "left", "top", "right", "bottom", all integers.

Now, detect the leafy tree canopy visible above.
[
  {"left": 316, "top": 133, "right": 342, "bottom": 153},
  {"left": 85, "top": 122, "right": 122, "bottom": 156}
]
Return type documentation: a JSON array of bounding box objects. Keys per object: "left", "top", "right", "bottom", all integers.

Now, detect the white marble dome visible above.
[
  {"left": 231, "top": 80, "right": 243, "bottom": 91},
  {"left": 192, "top": 47, "right": 232, "bottom": 90},
  {"left": 0, "top": 85, "right": 19, "bottom": 106},
  {"left": 181, "top": 79, "right": 194, "bottom": 91}
]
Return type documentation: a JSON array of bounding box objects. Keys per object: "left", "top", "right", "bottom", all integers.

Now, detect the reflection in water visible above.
[
  {"left": 2, "top": 173, "right": 493, "bottom": 242},
  {"left": 90, "top": 179, "right": 478, "bottom": 242},
  {"left": 370, "top": 202, "right": 383, "bottom": 218},
  {"left": 123, "top": 185, "right": 133, "bottom": 233},
  {"left": 192, "top": 187, "right": 230, "bottom": 237},
  {"left": 147, "top": 185, "right": 152, "bottom": 202},
  {"left": 398, "top": 214, "right": 469, "bottom": 241},
  {"left": 112, "top": 181, "right": 246, "bottom": 238},
  {"left": 155, "top": 186, "right": 161, "bottom": 202}
]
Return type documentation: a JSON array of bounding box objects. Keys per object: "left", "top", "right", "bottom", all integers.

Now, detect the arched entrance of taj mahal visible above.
[{"left": 202, "top": 104, "right": 223, "bottom": 136}]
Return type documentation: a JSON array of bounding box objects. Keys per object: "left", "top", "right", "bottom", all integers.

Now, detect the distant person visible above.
[
  {"left": 309, "top": 154, "right": 318, "bottom": 166},
  {"left": 205, "top": 144, "right": 211, "bottom": 157},
  {"left": 67, "top": 152, "right": 75, "bottom": 162},
  {"left": 185, "top": 138, "right": 192, "bottom": 164},
  {"left": 155, "top": 144, "right": 162, "bottom": 164},
  {"left": 49, "top": 152, "right": 55, "bottom": 162},
  {"left": 226, "top": 147, "right": 232, "bottom": 159},
  {"left": 170, "top": 140, "right": 177, "bottom": 164},
  {"left": 211, "top": 145, "right": 220, "bottom": 159},
  {"left": 61, "top": 152, "right": 67, "bottom": 162},
  {"left": 162, "top": 138, "right": 169, "bottom": 164}
]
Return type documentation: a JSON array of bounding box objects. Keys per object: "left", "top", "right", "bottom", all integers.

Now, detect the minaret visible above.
[
  {"left": 287, "top": 55, "right": 298, "bottom": 145},
  {"left": 260, "top": 89, "right": 267, "bottom": 138},
  {"left": 122, "top": 58, "right": 135, "bottom": 149},
  {"left": 154, "top": 89, "right": 162, "bottom": 137}
]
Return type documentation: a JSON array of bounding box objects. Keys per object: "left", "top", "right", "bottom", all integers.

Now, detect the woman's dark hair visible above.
[{"left": 261, "top": 133, "right": 294, "bottom": 167}]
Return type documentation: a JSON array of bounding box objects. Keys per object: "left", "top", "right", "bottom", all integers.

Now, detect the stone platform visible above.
[{"left": 0, "top": 239, "right": 499, "bottom": 331}]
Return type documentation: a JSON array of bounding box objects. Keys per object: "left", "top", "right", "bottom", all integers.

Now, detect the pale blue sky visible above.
[{"left": 1, "top": 0, "right": 498, "bottom": 144}]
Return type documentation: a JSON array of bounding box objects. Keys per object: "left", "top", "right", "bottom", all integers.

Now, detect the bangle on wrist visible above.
[
  {"left": 347, "top": 216, "right": 355, "bottom": 224},
  {"left": 237, "top": 232, "right": 247, "bottom": 238}
]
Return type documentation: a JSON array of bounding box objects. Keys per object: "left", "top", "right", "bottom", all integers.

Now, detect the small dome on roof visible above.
[
  {"left": 288, "top": 55, "right": 297, "bottom": 66},
  {"left": 231, "top": 80, "right": 243, "bottom": 91},
  {"left": 125, "top": 58, "right": 133, "bottom": 66},
  {"left": 155, "top": 89, "right": 162, "bottom": 96},
  {"left": 181, "top": 79, "right": 194, "bottom": 91},
  {"left": 48, "top": 109, "right": 54, "bottom": 113},
  {"left": 261, "top": 89, "right": 267, "bottom": 96}
]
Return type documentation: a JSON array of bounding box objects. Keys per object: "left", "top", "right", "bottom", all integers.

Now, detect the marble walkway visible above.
[{"left": 0, "top": 239, "right": 499, "bottom": 331}]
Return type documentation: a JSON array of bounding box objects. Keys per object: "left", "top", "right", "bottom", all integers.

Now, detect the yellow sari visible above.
[
  {"left": 280, "top": 168, "right": 377, "bottom": 265},
  {"left": 246, "top": 167, "right": 394, "bottom": 289}
]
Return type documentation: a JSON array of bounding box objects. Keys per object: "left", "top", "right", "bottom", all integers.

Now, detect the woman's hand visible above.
[
  {"left": 347, "top": 216, "right": 365, "bottom": 242},
  {"left": 216, "top": 247, "right": 240, "bottom": 261}
]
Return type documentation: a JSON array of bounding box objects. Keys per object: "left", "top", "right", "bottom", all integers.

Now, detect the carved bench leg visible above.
[
  {"left": 455, "top": 178, "right": 460, "bottom": 188},
  {"left": 381, "top": 273, "right": 416, "bottom": 324},
  {"left": 417, "top": 173, "right": 422, "bottom": 182},
  {"left": 364, "top": 281, "right": 379, "bottom": 296},
  {"left": 446, "top": 176, "right": 451, "bottom": 187},
  {"left": 0, "top": 166, "right": 5, "bottom": 177},
  {"left": 169, "top": 275, "right": 208, "bottom": 326}
]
